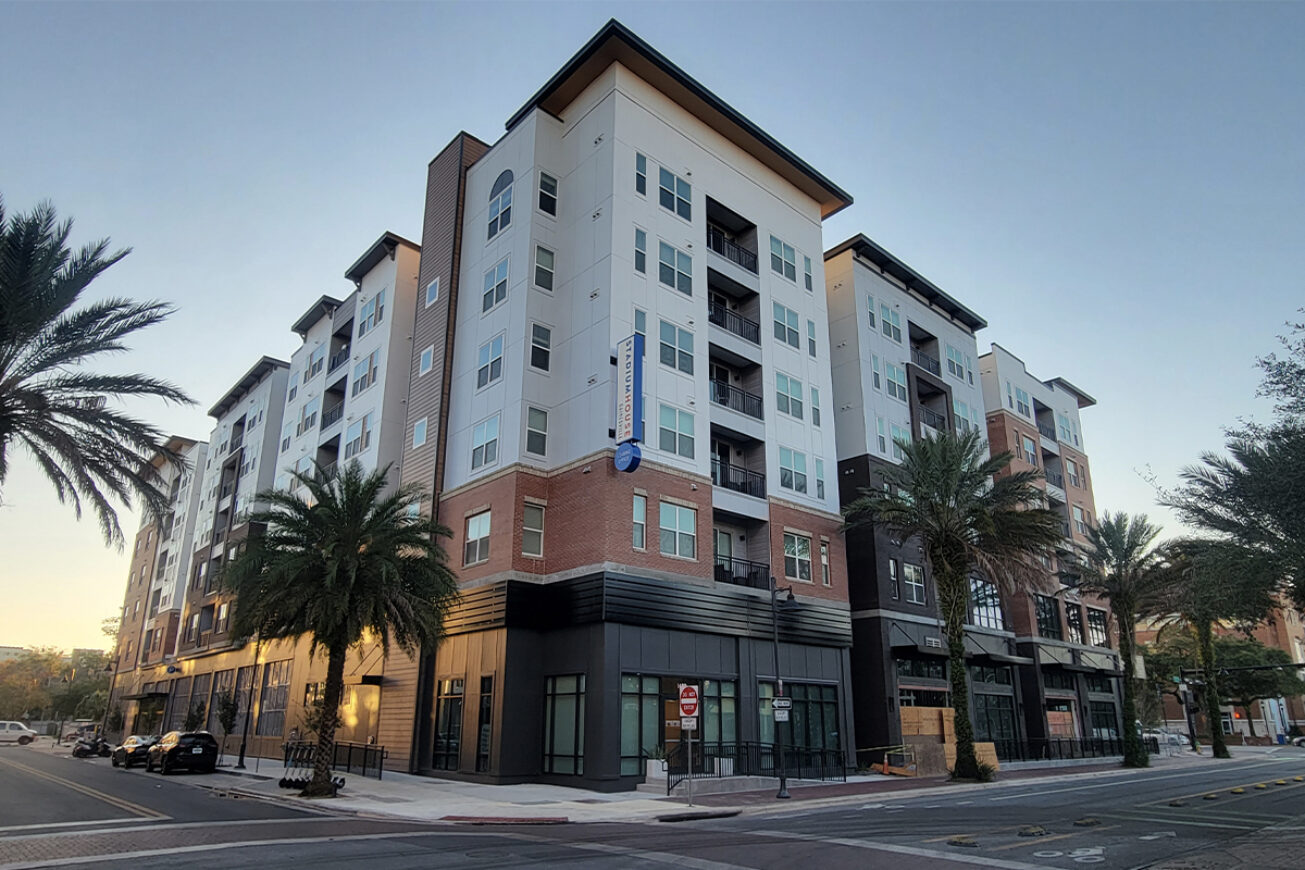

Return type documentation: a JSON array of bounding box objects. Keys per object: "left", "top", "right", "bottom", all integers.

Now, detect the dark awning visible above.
[{"left": 120, "top": 691, "right": 169, "bottom": 701}]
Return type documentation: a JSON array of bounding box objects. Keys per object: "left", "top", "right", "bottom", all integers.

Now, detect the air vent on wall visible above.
[{"left": 924, "top": 637, "right": 944, "bottom": 649}]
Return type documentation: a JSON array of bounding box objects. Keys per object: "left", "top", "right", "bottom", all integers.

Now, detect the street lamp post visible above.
[
  {"left": 99, "top": 660, "right": 118, "bottom": 737},
  {"left": 769, "top": 575, "right": 797, "bottom": 800}
]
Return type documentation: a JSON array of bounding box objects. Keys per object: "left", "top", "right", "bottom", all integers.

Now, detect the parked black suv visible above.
[
  {"left": 111, "top": 735, "right": 159, "bottom": 769},
  {"left": 145, "top": 731, "right": 218, "bottom": 774}
]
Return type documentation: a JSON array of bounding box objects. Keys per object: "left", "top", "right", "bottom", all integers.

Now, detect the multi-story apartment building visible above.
[
  {"left": 374, "top": 20, "right": 856, "bottom": 787},
  {"left": 978, "top": 344, "right": 1120, "bottom": 747},
  {"left": 824, "top": 234, "right": 1002, "bottom": 757}
]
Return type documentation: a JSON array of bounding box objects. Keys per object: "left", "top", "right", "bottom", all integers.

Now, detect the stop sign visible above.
[{"left": 679, "top": 684, "right": 700, "bottom": 718}]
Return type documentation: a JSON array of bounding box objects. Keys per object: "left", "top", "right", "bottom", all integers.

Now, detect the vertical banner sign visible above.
[{"left": 614, "top": 333, "right": 644, "bottom": 473}]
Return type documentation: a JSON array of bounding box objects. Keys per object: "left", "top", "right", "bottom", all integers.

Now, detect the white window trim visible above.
[{"left": 425, "top": 277, "right": 440, "bottom": 308}]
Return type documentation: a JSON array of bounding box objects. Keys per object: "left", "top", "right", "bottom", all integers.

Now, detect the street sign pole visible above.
[{"left": 679, "top": 685, "right": 700, "bottom": 807}]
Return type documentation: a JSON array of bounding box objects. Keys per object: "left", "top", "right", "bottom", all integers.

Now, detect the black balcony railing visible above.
[
  {"left": 911, "top": 347, "right": 942, "bottom": 377},
  {"left": 1038, "top": 421, "right": 1057, "bottom": 439},
  {"left": 988, "top": 736, "right": 1129, "bottom": 763},
  {"left": 713, "top": 556, "right": 770, "bottom": 589},
  {"left": 328, "top": 346, "right": 351, "bottom": 374},
  {"left": 1045, "top": 468, "right": 1066, "bottom": 488},
  {"left": 321, "top": 404, "right": 344, "bottom": 429},
  {"left": 710, "top": 380, "right": 764, "bottom": 420},
  {"left": 918, "top": 406, "right": 948, "bottom": 431},
  {"left": 665, "top": 741, "right": 845, "bottom": 794},
  {"left": 708, "top": 301, "right": 761, "bottom": 345},
  {"left": 711, "top": 458, "right": 765, "bottom": 499},
  {"left": 706, "top": 226, "right": 759, "bottom": 274},
  {"left": 227, "top": 434, "right": 243, "bottom": 453}
]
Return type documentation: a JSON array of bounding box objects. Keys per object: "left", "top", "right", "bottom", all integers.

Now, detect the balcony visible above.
[
  {"left": 1045, "top": 468, "right": 1066, "bottom": 488},
  {"left": 708, "top": 301, "right": 760, "bottom": 345},
  {"left": 711, "top": 380, "right": 763, "bottom": 420},
  {"left": 918, "top": 406, "right": 948, "bottom": 432},
  {"left": 707, "top": 226, "right": 758, "bottom": 274},
  {"left": 227, "top": 433, "right": 243, "bottom": 453},
  {"left": 321, "top": 403, "right": 344, "bottom": 429},
  {"left": 328, "top": 345, "right": 351, "bottom": 374},
  {"left": 712, "top": 458, "right": 766, "bottom": 499},
  {"left": 911, "top": 347, "right": 942, "bottom": 377},
  {"left": 1038, "top": 421, "right": 1057, "bottom": 440},
  {"left": 714, "top": 556, "right": 770, "bottom": 590}
]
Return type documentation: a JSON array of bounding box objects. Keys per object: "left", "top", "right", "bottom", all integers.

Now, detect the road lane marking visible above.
[
  {"left": 989, "top": 825, "right": 1120, "bottom": 851},
  {"left": 988, "top": 761, "right": 1300, "bottom": 803},
  {"left": 0, "top": 820, "right": 148, "bottom": 835},
  {"left": 753, "top": 829, "right": 1056, "bottom": 870},
  {"left": 562, "top": 841, "right": 754, "bottom": 869},
  {"left": 1144, "top": 779, "right": 1305, "bottom": 808},
  {"left": 1099, "top": 813, "right": 1257, "bottom": 831},
  {"left": 0, "top": 758, "right": 167, "bottom": 820},
  {"left": 0, "top": 816, "right": 339, "bottom": 842},
  {"left": 921, "top": 825, "right": 1026, "bottom": 843}
]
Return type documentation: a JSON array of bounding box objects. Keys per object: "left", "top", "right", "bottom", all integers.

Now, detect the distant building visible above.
[{"left": 0, "top": 646, "right": 26, "bottom": 663}]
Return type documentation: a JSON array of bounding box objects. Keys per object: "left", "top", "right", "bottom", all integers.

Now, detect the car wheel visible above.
[
  {"left": 160, "top": 757, "right": 171, "bottom": 775},
  {"left": 145, "top": 757, "right": 154, "bottom": 773},
  {"left": 17, "top": 736, "right": 32, "bottom": 746},
  {"left": 111, "top": 756, "right": 119, "bottom": 767}
]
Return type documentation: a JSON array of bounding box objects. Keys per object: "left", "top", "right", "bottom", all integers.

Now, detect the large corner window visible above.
[
  {"left": 543, "top": 674, "right": 585, "bottom": 775},
  {"left": 487, "top": 170, "right": 513, "bottom": 239},
  {"left": 969, "top": 577, "right": 1005, "bottom": 630},
  {"left": 1087, "top": 608, "right": 1109, "bottom": 647},
  {"left": 255, "top": 660, "right": 292, "bottom": 736},
  {"left": 433, "top": 678, "right": 464, "bottom": 770},
  {"left": 1035, "top": 594, "right": 1063, "bottom": 640}
]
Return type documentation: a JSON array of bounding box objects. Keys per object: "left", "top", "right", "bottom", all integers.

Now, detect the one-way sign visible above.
[{"left": 772, "top": 697, "right": 792, "bottom": 710}]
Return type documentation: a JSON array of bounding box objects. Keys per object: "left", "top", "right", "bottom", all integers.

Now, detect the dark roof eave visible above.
[
  {"left": 825, "top": 234, "right": 987, "bottom": 332},
  {"left": 505, "top": 19, "right": 852, "bottom": 219},
  {"left": 206, "top": 356, "right": 290, "bottom": 419},
  {"left": 1048, "top": 377, "right": 1098, "bottom": 409},
  {"left": 291, "top": 295, "right": 344, "bottom": 337},
  {"left": 343, "top": 231, "right": 420, "bottom": 284}
]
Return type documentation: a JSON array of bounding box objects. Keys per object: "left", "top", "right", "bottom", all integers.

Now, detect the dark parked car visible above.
[
  {"left": 145, "top": 731, "right": 218, "bottom": 774},
  {"left": 111, "top": 735, "right": 159, "bottom": 768}
]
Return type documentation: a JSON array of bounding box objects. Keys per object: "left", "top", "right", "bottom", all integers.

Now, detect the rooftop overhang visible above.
[
  {"left": 344, "top": 231, "right": 419, "bottom": 284},
  {"left": 826, "top": 234, "right": 987, "bottom": 332},
  {"left": 291, "top": 295, "right": 344, "bottom": 337},
  {"left": 147, "top": 435, "right": 198, "bottom": 471},
  {"left": 1047, "top": 377, "right": 1098, "bottom": 409},
  {"left": 207, "top": 356, "right": 289, "bottom": 419},
  {"left": 506, "top": 19, "right": 853, "bottom": 220}
]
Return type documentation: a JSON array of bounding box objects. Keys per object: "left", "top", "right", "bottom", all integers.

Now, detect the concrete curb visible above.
[
  {"left": 441, "top": 816, "right": 569, "bottom": 825},
  {"left": 656, "top": 810, "right": 742, "bottom": 823}
]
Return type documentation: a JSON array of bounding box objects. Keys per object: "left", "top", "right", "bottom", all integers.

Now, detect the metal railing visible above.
[
  {"left": 665, "top": 741, "right": 846, "bottom": 794},
  {"left": 706, "top": 226, "right": 758, "bottom": 274},
  {"left": 228, "top": 434, "right": 243, "bottom": 453},
  {"left": 911, "top": 347, "right": 941, "bottom": 377},
  {"left": 328, "top": 346, "right": 351, "bottom": 374},
  {"left": 1044, "top": 468, "right": 1066, "bottom": 488},
  {"left": 283, "top": 740, "right": 386, "bottom": 780},
  {"left": 321, "top": 404, "right": 344, "bottom": 429},
  {"left": 1037, "top": 421, "right": 1057, "bottom": 439},
  {"left": 713, "top": 557, "right": 770, "bottom": 589},
  {"left": 708, "top": 301, "right": 761, "bottom": 345},
  {"left": 988, "top": 736, "right": 1125, "bottom": 762},
  {"left": 710, "top": 380, "right": 763, "bottom": 420},
  {"left": 918, "top": 406, "right": 948, "bottom": 431},
  {"left": 711, "top": 458, "right": 765, "bottom": 499}
]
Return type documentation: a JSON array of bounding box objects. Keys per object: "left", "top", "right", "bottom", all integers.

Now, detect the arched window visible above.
[{"left": 488, "top": 169, "right": 513, "bottom": 239}]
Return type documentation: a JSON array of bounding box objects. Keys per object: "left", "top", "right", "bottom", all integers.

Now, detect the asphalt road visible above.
[{"left": 3, "top": 742, "right": 1304, "bottom": 869}]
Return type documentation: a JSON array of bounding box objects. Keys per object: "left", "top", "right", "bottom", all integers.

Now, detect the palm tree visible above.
[
  {"left": 0, "top": 197, "right": 192, "bottom": 544},
  {"left": 843, "top": 429, "right": 1062, "bottom": 779},
  {"left": 1079, "top": 512, "right": 1168, "bottom": 767},
  {"left": 221, "top": 462, "right": 459, "bottom": 797}
]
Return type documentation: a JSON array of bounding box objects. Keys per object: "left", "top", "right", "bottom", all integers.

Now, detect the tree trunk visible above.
[
  {"left": 1115, "top": 605, "right": 1149, "bottom": 768},
  {"left": 939, "top": 569, "right": 981, "bottom": 780},
  {"left": 1196, "top": 620, "right": 1230, "bottom": 759},
  {"left": 302, "top": 645, "right": 347, "bottom": 797},
  {"left": 1243, "top": 705, "right": 1257, "bottom": 738}
]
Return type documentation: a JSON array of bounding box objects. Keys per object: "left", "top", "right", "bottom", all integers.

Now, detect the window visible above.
[
  {"left": 803, "top": 255, "right": 813, "bottom": 291},
  {"left": 657, "top": 404, "right": 694, "bottom": 459},
  {"left": 1066, "top": 458, "right": 1081, "bottom": 487},
  {"left": 658, "top": 320, "right": 693, "bottom": 374},
  {"left": 784, "top": 533, "right": 812, "bottom": 581},
  {"left": 634, "top": 308, "right": 646, "bottom": 350},
  {"left": 1057, "top": 412, "right": 1075, "bottom": 444},
  {"left": 530, "top": 324, "right": 551, "bottom": 371},
  {"left": 533, "top": 245, "right": 555, "bottom": 291},
  {"left": 953, "top": 399, "right": 972, "bottom": 434},
  {"left": 425, "top": 277, "right": 440, "bottom": 308},
  {"left": 487, "top": 169, "right": 513, "bottom": 239},
  {"left": 255, "top": 660, "right": 292, "bottom": 737},
  {"left": 820, "top": 541, "right": 831, "bottom": 586},
  {"left": 779, "top": 447, "right": 807, "bottom": 494},
  {"left": 620, "top": 674, "right": 670, "bottom": 774},
  {"left": 1035, "top": 594, "right": 1063, "bottom": 640},
  {"left": 296, "top": 397, "right": 319, "bottom": 435},
  {"left": 1087, "top": 608, "right": 1109, "bottom": 646},
  {"left": 969, "top": 665, "right": 1013, "bottom": 686},
  {"left": 811, "top": 387, "right": 821, "bottom": 427},
  {"left": 877, "top": 416, "right": 888, "bottom": 454},
  {"left": 464, "top": 511, "right": 491, "bottom": 565},
  {"left": 658, "top": 502, "right": 697, "bottom": 558},
  {"left": 775, "top": 373, "right": 804, "bottom": 419},
  {"left": 634, "top": 227, "right": 646, "bottom": 274},
  {"left": 759, "top": 681, "right": 839, "bottom": 751},
  {"left": 477, "top": 335, "right": 504, "bottom": 388},
  {"left": 433, "top": 678, "right": 463, "bottom": 770},
  {"left": 305, "top": 345, "right": 325, "bottom": 382},
  {"left": 658, "top": 166, "right": 691, "bottom": 220},
  {"left": 476, "top": 260, "right": 511, "bottom": 319},
  {"left": 471, "top": 416, "right": 499, "bottom": 469},
  {"left": 1022, "top": 435, "right": 1038, "bottom": 466},
  {"left": 1085, "top": 673, "right": 1113, "bottom": 694},
  {"left": 897, "top": 658, "right": 947, "bottom": 680},
  {"left": 543, "top": 674, "right": 586, "bottom": 774},
  {"left": 658, "top": 241, "right": 692, "bottom": 295},
  {"left": 538, "top": 171, "right": 557, "bottom": 216},
  {"left": 773, "top": 302, "right": 799, "bottom": 348},
  {"left": 880, "top": 305, "right": 902, "bottom": 342},
  {"left": 351, "top": 350, "right": 379, "bottom": 396},
  {"left": 885, "top": 363, "right": 908, "bottom": 401},
  {"left": 344, "top": 413, "right": 373, "bottom": 459},
  {"left": 1015, "top": 386, "right": 1031, "bottom": 417},
  {"left": 866, "top": 294, "right": 876, "bottom": 328},
  {"left": 806, "top": 319, "right": 817, "bottom": 357},
  {"left": 632, "top": 494, "right": 646, "bottom": 549},
  {"left": 216, "top": 602, "right": 229, "bottom": 633},
  {"left": 357, "top": 290, "right": 385, "bottom": 337},
  {"left": 890, "top": 423, "right": 910, "bottom": 460},
  {"left": 475, "top": 675, "right": 494, "bottom": 772},
  {"left": 412, "top": 417, "right": 428, "bottom": 448},
  {"left": 946, "top": 345, "right": 965, "bottom": 379},
  {"left": 769, "top": 235, "right": 796, "bottom": 281},
  {"left": 969, "top": 577, "right": 1005, "bottom": 630},
  {"left": 525, "top": 407, "right": 547, "bottom": 456},
  {"left": 419, "top": 345, "right": 434, "bottom": 375},
  {"left": 522, "top": 503, "right": 544, "bottom": 557},
  {"left": 1044, "top": 670, "right": 1077, "bottom": 691},
  {"left": 634, "top": 153, "right": 647, "bottom": 195},
  {"left": 871, "top": 354, "right": 882, "bottom": 390},
  {"left": 903, "top": 563, "right": 926, "bottom": 604},
  {"left": 1073, "top": 505, "right": 1089, "bottom": 535},
  {"left": 1066, "top": 604, "right": 1085, "bottom": 645},
  {"left": 815, "top": 458, "right": 826, "bottom": 500}
]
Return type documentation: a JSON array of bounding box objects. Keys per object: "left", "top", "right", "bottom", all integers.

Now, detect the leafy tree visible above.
[
  {"left": 221, "top": 462, "right": 459, "bottom": 797},
  {"left": 0, "top": 648, "right": 61, "bottom": 719},
  {"left": 1253, "top": 311, "right": 1305, "bottom": 423},
  {"left": 0, "top": 197, "right": 193, "bottom": 545},
  {"left": 843, "top": 429, "right": 1062, "bottom": 780},
  {"left": 1080, "top": 512, "right": 1170, "bottom": 767},
  {"left": 1214, "top": 637, "right": 1301, "bottom": 738},
  {"left": 213, "top": 690, "right": 239, "bottom": 760},
  {"left": 183, "top": 700, "right": 206, "bottom": 732}
]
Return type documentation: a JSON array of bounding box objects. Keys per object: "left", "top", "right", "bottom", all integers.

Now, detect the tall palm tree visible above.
[
  {"left": 221, "top": 462, "right": 459, "bottom": 797},
  {"left": 843, "top": 429, "right": 1062, "bottom": 779},
  {"left": 0, "top": 197, "right": 192, "bottom": 544},
  {"left": 1079, "top": 512, "right": 1168, "bottom": 767}
]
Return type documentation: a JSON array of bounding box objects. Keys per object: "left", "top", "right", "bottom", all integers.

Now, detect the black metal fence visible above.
[
  {"left": 708, "top": 301, "right": 761, "bottom": 344},
  {"left": 710, "top": 380, "right": 764, "bottom": 420},
  {"left": 284, "top": 740, "right": 386, "bottom": 780},
  {"left": 989, "top": 736, "right": 1126, "bottom": 762},
  {"left": 664, "top": 741, "right": 846, "bottom": 794}
]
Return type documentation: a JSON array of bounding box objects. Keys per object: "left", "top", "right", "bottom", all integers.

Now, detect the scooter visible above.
[{"left": 71, "top": 736, "right": 112, "bottom": 758}]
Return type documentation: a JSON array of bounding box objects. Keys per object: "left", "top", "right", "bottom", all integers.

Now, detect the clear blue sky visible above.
[{"left": 2, "top": 1, "right": 1301, "bottom": 651}]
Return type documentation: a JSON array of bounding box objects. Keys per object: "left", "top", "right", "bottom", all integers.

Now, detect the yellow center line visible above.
[
  {"left": 0, "top": 757, "right": 168, "bottom": 819},
  {"left": 920, "top": 824, "right": 1027, "bottom": 843},
  {"left": 989, "top": 825, "right": 1120, "bottom": 851},
  {"left": 1141, "top": 776, "right": 1305, "bottom": 807}
]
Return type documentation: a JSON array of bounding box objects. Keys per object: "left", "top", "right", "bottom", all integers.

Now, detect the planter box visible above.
[{"left": 646, "top": 759, "right": 667, "bottom": 780}]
